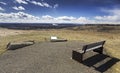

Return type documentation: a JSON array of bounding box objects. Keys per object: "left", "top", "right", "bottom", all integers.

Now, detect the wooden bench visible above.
[{"left": 72, "top": 41, "right": 106, "bottom": 62}]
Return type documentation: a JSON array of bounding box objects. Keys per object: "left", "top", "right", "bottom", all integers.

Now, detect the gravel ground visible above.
[{"left": 0, "top": 41, "right": 114, "bottom": 73}]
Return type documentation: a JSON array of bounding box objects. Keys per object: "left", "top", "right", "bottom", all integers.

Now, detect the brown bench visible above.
[{"left": 72, "top": 41, "right": 106, "bottom": 62}]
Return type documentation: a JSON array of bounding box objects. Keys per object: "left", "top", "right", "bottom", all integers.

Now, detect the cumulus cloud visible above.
[
  {"left": 0, "top": 2, "right": 7, "bottom": 5},
  {"left": 15, "top": 0, "right": 28, "bottom": 4},
  {"left": 0, "top": 7, "right": 5, "bottom": 11},
  {"left": 53, "top": 4, "right": 59, "bottom": 8},
  {"left": 42, "top": 15, "right": 54, "bottom": 20},
  {"left": 27, "top": 0, "right": 58, "bottom": 8},
  {"left": 41, "top": 15, "right": 91, "bottom": 23},
  {"left": 56, "top": 16, "right": 76, "bottom": 21},
  {"left": 0, "top": 12, "right": 85, "bottom": 23},
  {"left": 94, "top": 8, "right": 120, "bottom": 23},
  {"left": 0, "top": 12, "right": 31, "bottom": 19},
  {"left": 42, "top": 2, "right": 52, "bottom": 8},
  {"left": 12, "top": 6, "right": 25, "bottom": 11},
  {"left": 0, "top": 12, "right": 94, "bottom": 23},
  {"left": 30, "top": 1, "right": 44, "bottom": 7},
  {"left": 0, "top": 12, "right": 40, "bottom": 23},
  {"left": 1, "top": 9, "right": 120, "bottom": 24},
  {"left": 95, "top": 15, "right": 118, "bottom": 21},
  {"left": 78, "top": 17, "right": 88, "bottom": 21},
  {"left": 77, "top": 17, "right": 90, "bottom": 23},
  {"left": 28, "top": 0, "right": 52, "bottom": 8}
]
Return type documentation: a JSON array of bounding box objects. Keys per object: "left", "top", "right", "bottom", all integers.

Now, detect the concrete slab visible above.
[{"left": 0, "top": 41, "right": 116, "bottom": 73}]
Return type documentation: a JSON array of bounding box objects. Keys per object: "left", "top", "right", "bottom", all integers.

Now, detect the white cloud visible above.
[
  {"left": 94, "top": 8, "right": 120, "bottom": 23},
  {"left": 0, "top": 12, "right": 95, "bottom": 23},
  {"left": 41, "top": 15, "right": 91, "bottom": 23},
  {"left": 0, "top": 12, "right": 40, "bottom": 23},
  {"left": 95, "top": 15, "right": 119, "bottom": 21},
  {"left": 30, "top": 1, "right": 44, "bottom": 7},
  {"left": 78, "top": 17, "right": 88, "bottom": 21},
  {"left": 94, "top": 16, "right": 103, "bottom": 20},
  {"left": 26, "top": 0, "right": 30, "bottom": 1},
  {"left": 0, "top": 7, "right": 5, "bottom": 11},
  {"left": 42, "top": 2, "right": 52, "bottom": 8},
  {"left": 1, "top": 9, "right": 120, "bottom": 24},
  {"left": 15, "top": 0, "right": 28, "bottom": 4},
  {"left": 28, "top": 0, "right": 52, "bottom": 8},
  {"left": 53, "top": 4, "right": 59, "bottom": 9},
  {"left": 27, "top": 0, "right": 58, "bottom": 8},
  {"left": 0, "top": 2, "right": 7, "bottom": 5},
  {"left": 42, "top": 15, "right": 54, "bottom": 20},
  {"left": 56, "top": 16, "right": 76, "bottom": 21},
  {"left": 0, "top": 12, "right": 86, "bottom": 23},
  {"left": 101, "top": 8, "right": 120, "bottom": 16},
  {"left": 77, "top": 17, "right": 90, "bottom": 23},
  {"left": 12, "top": 6, "right": 25, "bottom": 11}
]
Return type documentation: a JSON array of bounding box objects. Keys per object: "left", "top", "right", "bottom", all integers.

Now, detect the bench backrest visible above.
[{"left": 82, "top": 41, "right": 105, "bottom": 53}]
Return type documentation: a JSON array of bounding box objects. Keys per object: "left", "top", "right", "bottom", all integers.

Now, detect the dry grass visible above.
[{"left": 0, "top": 27, "right": 120, "bottom": 73}]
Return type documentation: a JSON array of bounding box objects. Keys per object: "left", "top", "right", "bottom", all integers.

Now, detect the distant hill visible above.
[
  {"left": 0, "top": 23, "right": 81, "bottom": 30},
  {"left": 0, "top": 23, "right": 120, "bottom": 31},
  {"left": 66, "top": 24, "right": 120, "bottom": 33}
]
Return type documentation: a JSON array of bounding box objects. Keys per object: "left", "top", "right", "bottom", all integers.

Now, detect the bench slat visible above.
[
  {"left": 85, "top": 45, "right": 102, "bottom": 52},
  {"left": 83, "top": 41, "right": 105, "bottom": 52}
]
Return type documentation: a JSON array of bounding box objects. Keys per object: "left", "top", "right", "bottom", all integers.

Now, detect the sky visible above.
[{"left": 0, "top": 0, "right": 120, "bottom": 24}]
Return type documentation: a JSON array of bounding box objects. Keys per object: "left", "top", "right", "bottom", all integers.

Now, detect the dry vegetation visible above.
[{"left": 0, "top": 25, "right": 120, "bottom": 73}]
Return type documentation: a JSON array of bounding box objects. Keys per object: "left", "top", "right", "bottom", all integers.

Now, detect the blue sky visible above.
[{"left": 0, "top": 0, "right": 120, "bottom": 23}]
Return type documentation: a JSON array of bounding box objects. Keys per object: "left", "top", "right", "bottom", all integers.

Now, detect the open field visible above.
[{"left": 0, "top": 25, "right": 120, "bottom": 73}]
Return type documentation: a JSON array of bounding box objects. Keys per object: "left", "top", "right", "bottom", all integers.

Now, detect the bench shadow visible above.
[{"left": 75, "top": 54, "right": 120, "bottom": 73}]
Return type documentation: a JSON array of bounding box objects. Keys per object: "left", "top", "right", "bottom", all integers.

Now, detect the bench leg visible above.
[
  {"left": 72, "top": 50, "right": 83, "bottom": 62},
  {"left": 93, "top": 47, "right": 103, "bottom": 54}
]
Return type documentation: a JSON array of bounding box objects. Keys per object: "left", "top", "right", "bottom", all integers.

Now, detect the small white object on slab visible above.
[
  {"left": 50, "top": 36, "right": 58, "bottom": 40},
  {"left": 50, "top": 36, "right": 67, "bottom": 42}
]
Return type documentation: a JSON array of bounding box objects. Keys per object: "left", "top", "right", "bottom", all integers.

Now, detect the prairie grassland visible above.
[{"left": 0, "top": 27, "right": 120, "bottom": 73}]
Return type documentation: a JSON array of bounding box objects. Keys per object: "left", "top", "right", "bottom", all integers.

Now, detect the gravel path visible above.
[{"left": 0, "top": 41, "right": 113, "bottom": 73}]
